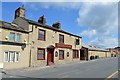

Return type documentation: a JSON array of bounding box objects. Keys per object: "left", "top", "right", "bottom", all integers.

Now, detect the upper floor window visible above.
[
  {"left": 10, "top": 32, "right": 22, "bottom": 42},
  {"left": 37, "top": 48, "right": 45, "bottom": 60},
  {"left": 76, "top": 39, "right": 80, "bottom": 45},
  {"left": 59, "top": 34, "right": 64, "bottom": 43},
  {"left": 73, "top": 50, "right": 79, "bottom": 58},
  {"left": 38, "top": 29, "right": 46, "bottom": 41},
  {"left": 10, "top": 32, "right": 15, "bottom": 42},
  {"left": 16, "top": 33, "right": 21, "bottom": 42}
]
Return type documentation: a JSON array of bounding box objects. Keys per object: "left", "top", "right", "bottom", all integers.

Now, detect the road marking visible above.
[
  {"left": 61, "top": 75, "right": 69, "bottom": 78},
  {"left": 106, "top": 69, "right": 120, "bottom": 79}
]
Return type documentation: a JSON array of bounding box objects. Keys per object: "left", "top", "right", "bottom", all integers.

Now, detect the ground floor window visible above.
[
  {"left": 4, "top": 51, "right": 20, "bottom": 62},
  {"left": 73, "top": 50, "right": 79, "bottom": 58},
  {"left": 59, "top": 50, "right": 64, "bottom": 60},
  {"left": 37, "top": 48, "right": 45, "bottom": 60}
]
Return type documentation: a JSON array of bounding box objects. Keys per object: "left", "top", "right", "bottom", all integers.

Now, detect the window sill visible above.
[
  {"left": 59, "top": 58, "right": 64, "bottom": 60},
  {"left": 59, "top": 42, "right": 64, "bottom": 44},
  {"left": 73, "top": 58, "right": 79, "bottom": 59},
  {"left": 37, "top": 58, "right": 45, "bottom": 60},
  {"left": 38, "top": 38, "right": 45, "bottom": 41}
]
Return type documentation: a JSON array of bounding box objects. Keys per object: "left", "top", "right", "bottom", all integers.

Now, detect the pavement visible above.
[
  {"left": 1, "top": 57, "right": 119, "bottom": 78},
  {"left": 0, "top": 69, "right": 2, "bottom": 80}
]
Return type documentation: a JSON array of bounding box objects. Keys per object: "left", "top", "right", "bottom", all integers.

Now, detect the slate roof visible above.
[
  {"left": 0, "top": 21, "right": 29, "bottom": 33},
  {"left": 19, "top": 17, "right": 82, "bottom": 38},
  {"left": 82, "top": 45, "right": 109, "bottom": 52}
]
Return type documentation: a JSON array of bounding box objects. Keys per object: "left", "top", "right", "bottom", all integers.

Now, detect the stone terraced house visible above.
[{"left": 0, "top": 5, "right": 115, "bottom": 69}]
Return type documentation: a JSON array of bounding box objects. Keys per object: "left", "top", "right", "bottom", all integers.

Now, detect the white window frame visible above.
[
  {"left": 9, "top": 51, "right": 15, "bottom": 62},
  {"left": 4, "top": 51, "right": 9, "bottom": 62},
  {"left": 15, "top": 52, "right": 20, "bottom": 62},
  {"left": 4, "top": 51, "right": 20, "bottom": 62},
  {"left": 10, "top": 32, "right": 15, "bottom": 42},
  {"left": 16, "top": 33, "right": 21, "bottom": 42}
]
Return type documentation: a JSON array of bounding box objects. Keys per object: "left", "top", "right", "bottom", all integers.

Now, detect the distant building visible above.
[
  {"left": 80, "top": 45, "right": 116, "bottom": 60},
  {"left": 108, "top": 47, "right": 120, "bottom": 57}
]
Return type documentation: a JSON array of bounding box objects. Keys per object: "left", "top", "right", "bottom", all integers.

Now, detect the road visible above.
[{"left": 2, "top": 57, "right": 118, "bottom": 78}]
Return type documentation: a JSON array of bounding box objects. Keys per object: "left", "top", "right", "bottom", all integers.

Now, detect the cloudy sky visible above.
[{"left": 2, "top": 1, "right": 118, "bottom": 48}]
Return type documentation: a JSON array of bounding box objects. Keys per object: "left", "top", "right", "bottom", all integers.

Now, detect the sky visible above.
[{"left": 1, "top": 1, "right": 118, "bottom": 48}]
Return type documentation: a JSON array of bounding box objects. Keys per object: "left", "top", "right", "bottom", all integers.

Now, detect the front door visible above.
[{"left": 47, "top": 49, "right": 54, "bottom": 65}]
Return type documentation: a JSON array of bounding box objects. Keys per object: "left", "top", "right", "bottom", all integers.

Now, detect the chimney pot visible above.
[
  {"left": 38, "top": 15, "right": 46, "bottom": 25},
  {"left": 52, "top": 22, "right": 61, "bottom": 29},
  {"left": 14, "top": 5, "right": 25, "bottom": 19}
]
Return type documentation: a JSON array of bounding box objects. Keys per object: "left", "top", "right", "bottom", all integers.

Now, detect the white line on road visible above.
[{"left": 106, "top": 69, "right": 120, "bottom": 79}]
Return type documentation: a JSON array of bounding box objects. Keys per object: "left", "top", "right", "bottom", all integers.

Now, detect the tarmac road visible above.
[{"left": 2, "top": 57, "right": 118, "bottom": 78}]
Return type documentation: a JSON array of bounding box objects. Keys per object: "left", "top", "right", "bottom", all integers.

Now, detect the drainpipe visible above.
[
  {"left": 29, "top": 49, "right": 32, "bottom": 67},
  {"left": 28, "top": 25, "right": 34, "bottom": 67}
]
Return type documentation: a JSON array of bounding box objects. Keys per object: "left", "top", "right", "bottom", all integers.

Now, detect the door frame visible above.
[
  {"left": 80, "top": 47, "right": 88, "bottom": 60},
  {"left": 47, "top": 45, "right": 55, "bottom": 65}
]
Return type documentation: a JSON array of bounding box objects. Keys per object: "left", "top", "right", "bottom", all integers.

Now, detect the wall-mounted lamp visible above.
[
  {"left": 24, "top": 39, "right": 27, "bottom": 44},
  {"left": 52, "top": 35, "right": 55, "bottom": 38},
  {"left": 5, "top": 36, "right": 8, "bottom": 40}
]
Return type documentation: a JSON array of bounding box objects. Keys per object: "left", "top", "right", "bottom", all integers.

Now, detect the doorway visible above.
[
  {"left": 80, "top": 47, "right": 88, "bottom": 60},
  {"left": 47, "top": 45, "right": 55, "bottom": 66},
  {"left": 80, "top": 50, "right": 85, "bottom": 60}
]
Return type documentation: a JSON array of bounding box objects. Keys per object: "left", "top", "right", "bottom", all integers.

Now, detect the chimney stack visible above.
[
  {"left": 38, "top": 15, "right": 46, "bottom": 25},
  {"left": 14, "top": 5, "right": 25, "bottom": 19},
  {"left": 52, "top": 22, "right": 61, "bottom": 29}
]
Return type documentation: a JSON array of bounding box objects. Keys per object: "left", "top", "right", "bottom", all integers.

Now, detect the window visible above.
[
  {"left": 16, "top": 33, "right": 21, "bottom": 42},
  {"left": 10, "top": 32, "right": 15, "bottom": 42},
  {"left": 76, "top": 39, "right": 79, "bottom": 45},
  {"left": 10, "top": 32, "right": 22, "bottom": 42},
  {"left": 73, "top": 50, "right": 79, "bottom": 58},
  {"left": 15, "top": 52, "right": 19, "bottom": 62},
  {"left": 38, "top": 29, "right": 45, "bottom": 41},
  {"left": 4, "top": 52, "right": 9, "bottom": 62},
  {"left": 59, "top": 34, "right": 64, "bottom": 43},
  {"left": 37, "top": 48, "right": 45, "bottom": 60},
  {"left": 4, "top": 51, "right": 20, "bottom": 62},
  {"left": 59, "top": 50, "right": 64, "bottom": 60},
  {"left": 9, "top": 51, "right": 15, "bottom": 62}
]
